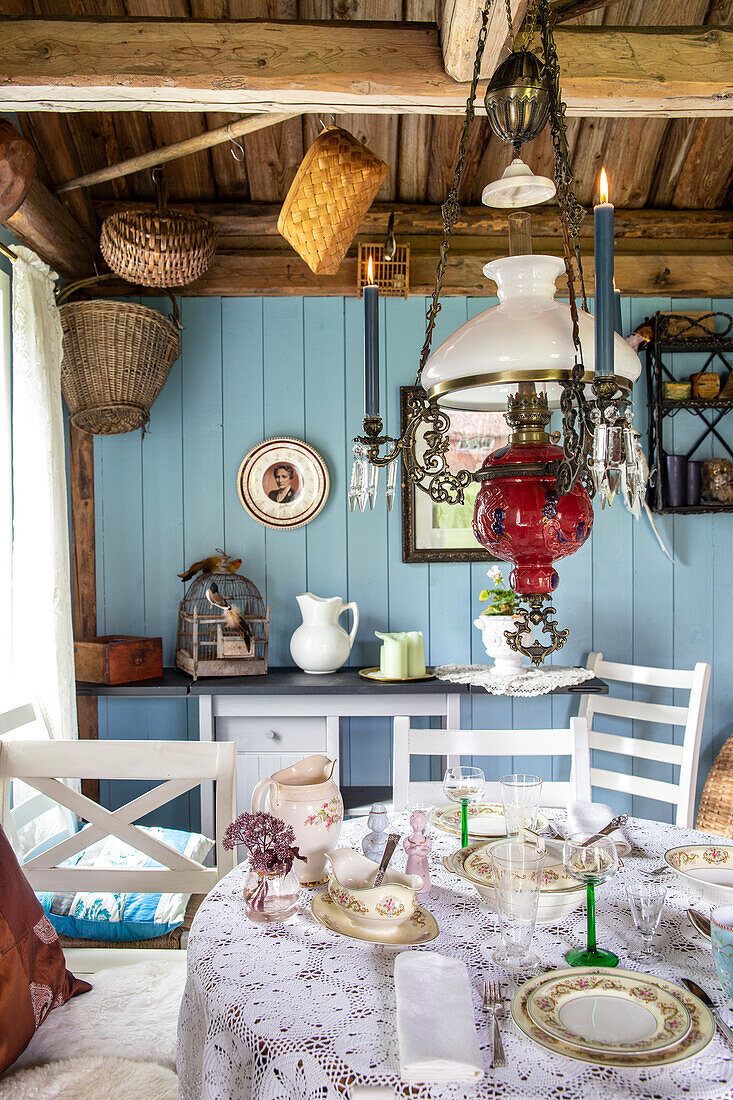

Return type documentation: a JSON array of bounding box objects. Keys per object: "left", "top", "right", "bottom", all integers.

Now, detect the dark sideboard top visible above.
[{"left": 76, "top": 666, "right": 608, "bottom": 698}]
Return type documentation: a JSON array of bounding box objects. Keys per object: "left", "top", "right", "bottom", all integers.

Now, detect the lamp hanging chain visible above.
[
  {"left": 416, "top": 0, "right": 495, "bottom": 383},
  {"left": 504, "top": 0, "right": 515, "bottom": 45}
]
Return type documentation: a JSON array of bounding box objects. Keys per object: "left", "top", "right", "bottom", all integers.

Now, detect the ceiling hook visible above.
[
  {"left": 227, "top": 124, "right": 245, "bottom": 163},
  {"left": 318, "top": 114, "right": 336, "bottom": 132}
]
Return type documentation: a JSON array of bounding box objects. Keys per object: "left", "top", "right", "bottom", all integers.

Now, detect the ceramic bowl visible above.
[
  {"left": 664, "top": 844, "right": 733, "bottom": 905},
  {"left": 444, "top": 840, "right": 585, "bottom": 925},
  {"left": 327, "top": 848, "right": 422, "bottom": 929}
]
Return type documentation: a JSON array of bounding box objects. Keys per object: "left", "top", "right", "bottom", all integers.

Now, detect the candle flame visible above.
[
  {"left": 599, "top": 167, "right": 609, "bottom": 204},
  {"left": 367, "top": 255, "right": 375, "bottom": 284}
]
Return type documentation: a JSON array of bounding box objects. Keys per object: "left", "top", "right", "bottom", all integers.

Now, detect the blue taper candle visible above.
[
  {"left": 364, "top": 257, "right": 379, "bottom": 418},
  {"left": 613, "top": 285, "right": 623, "bottom": 336},
  {"left": 594, "top": 168, "right": 615, "bottom": 378}
]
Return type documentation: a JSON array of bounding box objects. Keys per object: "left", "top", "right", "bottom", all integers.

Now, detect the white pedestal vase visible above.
[{"left": 473, "top": 615, "right": 525, "bottom": 676}]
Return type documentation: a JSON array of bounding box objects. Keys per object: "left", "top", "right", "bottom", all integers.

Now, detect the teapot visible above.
[
  {"left": 251, "top": 754, "right": 343, "bottom": 885},
  {"left": 290, "top": 593, "right": 359, "bottom": 674}
]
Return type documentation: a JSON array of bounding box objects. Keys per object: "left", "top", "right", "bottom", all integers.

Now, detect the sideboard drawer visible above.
[{"left": 215, "top": 715, "right": 326, "bottom": 755}]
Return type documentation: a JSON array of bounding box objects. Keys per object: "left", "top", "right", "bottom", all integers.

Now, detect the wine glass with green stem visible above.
[
  {"left": 443, "top": 766, "right": 485, "bottom": 848},
  {"left": 562, "top": 834, "right": 619, "bottom": 967}
]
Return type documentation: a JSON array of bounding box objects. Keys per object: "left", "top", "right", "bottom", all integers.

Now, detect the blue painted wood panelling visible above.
[{"left": 91, "top": 294, "right": 733, "bottom": 829}]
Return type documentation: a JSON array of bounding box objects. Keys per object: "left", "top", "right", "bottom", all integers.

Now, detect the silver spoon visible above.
[
  {"left": 687, "top": 908, "right": 712, "bottom": 940},
  {"left": 580, "top": 814, "right": 629, "bottom": 847},
  {"left": 372, "top": 833, "right": 401, "bottom": 887}
]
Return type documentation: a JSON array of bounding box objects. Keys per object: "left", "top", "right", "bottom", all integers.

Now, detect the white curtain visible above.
[{"left": 11, "top": 246, "right": 77, "bottom": 740}]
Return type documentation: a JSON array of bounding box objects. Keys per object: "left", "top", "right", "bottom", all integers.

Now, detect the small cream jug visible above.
[
  {"left": 251, "top": 755, "right": 343, "bottom": 885},
  {"left": 290, "top": 593, "right": 359, "bottom": 674}
]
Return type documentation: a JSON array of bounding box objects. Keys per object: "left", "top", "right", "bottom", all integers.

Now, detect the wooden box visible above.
[{"left": 74, "top": 635, "right": 164, "bottom": 684}]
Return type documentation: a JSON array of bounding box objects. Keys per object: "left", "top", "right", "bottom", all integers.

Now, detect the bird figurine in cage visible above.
[{"left": 175, "top": 553, "right": 269, "bottom": 679}]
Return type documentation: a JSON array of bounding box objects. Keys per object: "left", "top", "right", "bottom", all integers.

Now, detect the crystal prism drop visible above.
[{"left": 386, "top": 457, "right": 398, "bottom": 512}]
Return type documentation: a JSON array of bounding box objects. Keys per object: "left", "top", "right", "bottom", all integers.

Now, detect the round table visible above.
[{"left": 177, "top": 816, "right": 733, "bottom": 1100}]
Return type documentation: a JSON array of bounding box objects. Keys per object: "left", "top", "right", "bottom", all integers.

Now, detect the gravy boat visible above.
[{"left": 328, "top": 848, "right": 422, "bottom": 928}]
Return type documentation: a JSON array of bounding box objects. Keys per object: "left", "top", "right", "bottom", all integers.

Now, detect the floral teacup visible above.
[{"left": 327, "top": 848, "right": 422, "bottom": 929}]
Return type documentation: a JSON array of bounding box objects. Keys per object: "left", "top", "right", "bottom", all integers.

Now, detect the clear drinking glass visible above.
[
  {"left": 443, "top": 766, "right": 485, "bottom": 848},
  {"left": 626, "top": 880, "right": 667, "bottom": 962},
  {"left": 563, "top": 834, "right": 619, "bottom": 968},
  {"left": 500, "top": 773, "right": 543, "bottom": 837},
  {"left": 491, "top": 839, "right": 545, "bottom": 970}
]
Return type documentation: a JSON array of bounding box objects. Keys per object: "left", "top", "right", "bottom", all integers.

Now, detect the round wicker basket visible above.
[
  {"left": 100, "top": 170, "right": 216, "bottom": 288},
  {"left": 58, "top": 277, "right": 181, "bottom": 436}
]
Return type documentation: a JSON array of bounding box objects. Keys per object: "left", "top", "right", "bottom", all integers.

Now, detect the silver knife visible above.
[{"left": 681, "top": 978, "right": 733, "bottom": 1049}]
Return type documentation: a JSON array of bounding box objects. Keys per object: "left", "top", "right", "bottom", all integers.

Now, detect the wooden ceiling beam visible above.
[
  {"left": 5, "top": 178, "right": 97, "bottom": 278},
  {"left": 442, "top": 0, "right": 529, "bottom": 83},
  {"left": 92, "top": 200, "right": 733, "bottom": 240},
  {"left": 97, "top": 246, "right": 733, "bottom": 298},
  {"left": 0, "top": 20, "right": 731, "bottom": 117}
]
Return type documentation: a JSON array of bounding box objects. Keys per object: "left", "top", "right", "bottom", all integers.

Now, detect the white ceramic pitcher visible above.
[
  {"left": 290, "top": 593, "right": 359, "bottom": 674},
  {"left": 251, "top": 755, "right": 343, "bottom": 885}
]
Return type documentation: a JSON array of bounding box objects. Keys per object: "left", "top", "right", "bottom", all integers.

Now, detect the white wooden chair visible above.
[
  {"left": 0, "top": 701, "right": 78, "bottom": 861},
  {"left": 392, "top": 717, "right": 591, "bottom": 811},
  {"left": 578, "top": 652, "right": 711, "bottom": 827},
  {"left": 0, "top": 732, "right": 237, "bottom": 973}
]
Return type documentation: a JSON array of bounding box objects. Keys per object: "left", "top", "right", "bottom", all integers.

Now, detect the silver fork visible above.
[{"left": 483, "top": 980, "right": 506, "bottom": 1068}]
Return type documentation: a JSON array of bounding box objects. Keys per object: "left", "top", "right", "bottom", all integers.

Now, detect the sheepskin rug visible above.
[
  {"left": 11, "top": 956, "right": 187, "bottom": 1073},
  {"left": 0, "top": 1056, "right": 178, "bottom": 1100}
]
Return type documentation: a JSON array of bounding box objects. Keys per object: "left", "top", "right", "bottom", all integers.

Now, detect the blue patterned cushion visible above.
[{"left": 36, "top": 827, "right": 213, "bottom": 942}]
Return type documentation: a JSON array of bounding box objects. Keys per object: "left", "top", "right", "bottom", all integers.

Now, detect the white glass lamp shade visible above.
[
  {"left": 481, "top": 157, "right": 556, "bottom": 209},
  {"left": 421, "top": 255, "right": 642, "bottom": 412}
]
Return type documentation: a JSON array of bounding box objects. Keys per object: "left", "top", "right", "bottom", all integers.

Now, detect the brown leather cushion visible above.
[
  {"left": 58, "top": 892, "right": 205, "bottom": 951},
  {"left": 0, "top": 825, "right": 90, "bottom": 1073}
]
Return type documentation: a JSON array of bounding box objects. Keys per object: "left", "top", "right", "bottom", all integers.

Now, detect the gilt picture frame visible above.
[{"left": 400, "top": 387, "right": 508, "bottom": 563}]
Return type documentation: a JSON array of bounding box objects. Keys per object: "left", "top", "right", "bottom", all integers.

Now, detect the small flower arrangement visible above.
[
  {"left": 224, "top": 810, "right": 306, "bottom": 876},
  {"left": 478, "top": 564, "right": 517, "bottom": 616}
]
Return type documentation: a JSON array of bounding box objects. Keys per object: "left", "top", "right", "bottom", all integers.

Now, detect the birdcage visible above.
[{"left": 175, "top": 569, "right": 269, "bottom": 680}]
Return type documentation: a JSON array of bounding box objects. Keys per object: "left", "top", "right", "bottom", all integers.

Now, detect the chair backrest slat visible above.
[{"left": 578, "top": 652, "right": 710, "bottom": 827}]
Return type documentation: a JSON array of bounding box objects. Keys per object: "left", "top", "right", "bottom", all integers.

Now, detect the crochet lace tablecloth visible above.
[
  {"left": 435, "top": 664, "right": 596, "bottom": 696},
  {"left": 178, "top": 816, "right": 733, "bottom": 1100}
]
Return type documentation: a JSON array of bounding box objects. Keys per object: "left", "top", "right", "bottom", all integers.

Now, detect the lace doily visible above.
[
  {"left": 178, "top": 816, "right": 733, "bottom": 1100},
  {"left": 435, "top": 664, "right": 596, "bottom": 696}
]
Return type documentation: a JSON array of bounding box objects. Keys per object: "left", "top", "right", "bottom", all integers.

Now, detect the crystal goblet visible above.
[
  {"left": 443, "top": 766, "right": 485, "bottom": 848},
  {"left": 563, "top": 834, "right": 619, "bottom": 968}
]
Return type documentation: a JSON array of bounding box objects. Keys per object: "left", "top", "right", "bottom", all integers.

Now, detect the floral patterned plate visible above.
[
  {"left": 665, "top": 844, "right": 733, "bottom": 904},
  {"left": 526, "top": 970, "right": 692, "bottom": 1055},
  {"left": 311, "top": 892, "right": 439, "bottom": 946},
  {"left": 512, "top": 967, "right": 714, "bottom": 1068},
  {"left": 432, "top": 803, "right": 549, "bottom": 839}
]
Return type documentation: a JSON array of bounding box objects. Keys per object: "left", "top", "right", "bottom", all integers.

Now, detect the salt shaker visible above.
[
  {"left": 404, "top": 809, "right": 431, "bottom": 894},
  {"left": 362, "top": 803, "right": 390, "bottom": 862}
]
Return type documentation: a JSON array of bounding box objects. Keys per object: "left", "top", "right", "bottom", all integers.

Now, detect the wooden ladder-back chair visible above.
[
  {"left": 392, "top": 718, "right": 591, "bottom": 812},
  {"left": 578, "top": 652, "right": 710, "bottom": 828}
]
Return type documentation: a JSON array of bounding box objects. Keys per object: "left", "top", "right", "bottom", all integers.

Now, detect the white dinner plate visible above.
[
  {"left": 526, "top": 970, "right": 692, "bottom": 1055},
  {"left": 512, "top": 967, "right": 714, "bottom": 1069},
  {"left": 432, "top": 802, "right": 549, "bottom": 839}
]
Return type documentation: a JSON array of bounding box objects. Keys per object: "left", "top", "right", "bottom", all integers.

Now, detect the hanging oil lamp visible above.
[{"left": 350, "top": 0, "right": 646, "bottom": 665}]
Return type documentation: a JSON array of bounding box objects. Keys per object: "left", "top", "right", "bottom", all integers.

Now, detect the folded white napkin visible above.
[
  {"left": 394, "top": 951, "right": 483, "bottom": 1084},
  {"left": 564, "top": 800, "right": 631, "bottom": 856}
]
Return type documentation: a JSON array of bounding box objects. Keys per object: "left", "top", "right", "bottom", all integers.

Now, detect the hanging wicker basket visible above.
[
  {"left": 278, "top": 125, "right": 389, "bottom": 275},
  {"left": 58, "top": 276, "right": 182, "bottom": 436},
  {"left": 100, "top": 170, "right": 216, "bottom": 288}
]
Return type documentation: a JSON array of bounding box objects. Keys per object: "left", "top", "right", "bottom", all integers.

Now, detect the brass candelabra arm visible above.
[
  {"left": 503, "top": 595, "right": 570, "bottom": 667},
  {"left": 553, "top": 372, "right": 595, "bottom": 498}
]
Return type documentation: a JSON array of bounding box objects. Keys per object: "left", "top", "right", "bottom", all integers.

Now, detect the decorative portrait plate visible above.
[{"left": 238, "top": 438, "right": 329, "bottom": 530}]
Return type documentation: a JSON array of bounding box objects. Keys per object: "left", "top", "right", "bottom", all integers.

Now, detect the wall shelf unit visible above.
[{"left": 645, "top": 311, "right": 733, "bottom": 514}]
